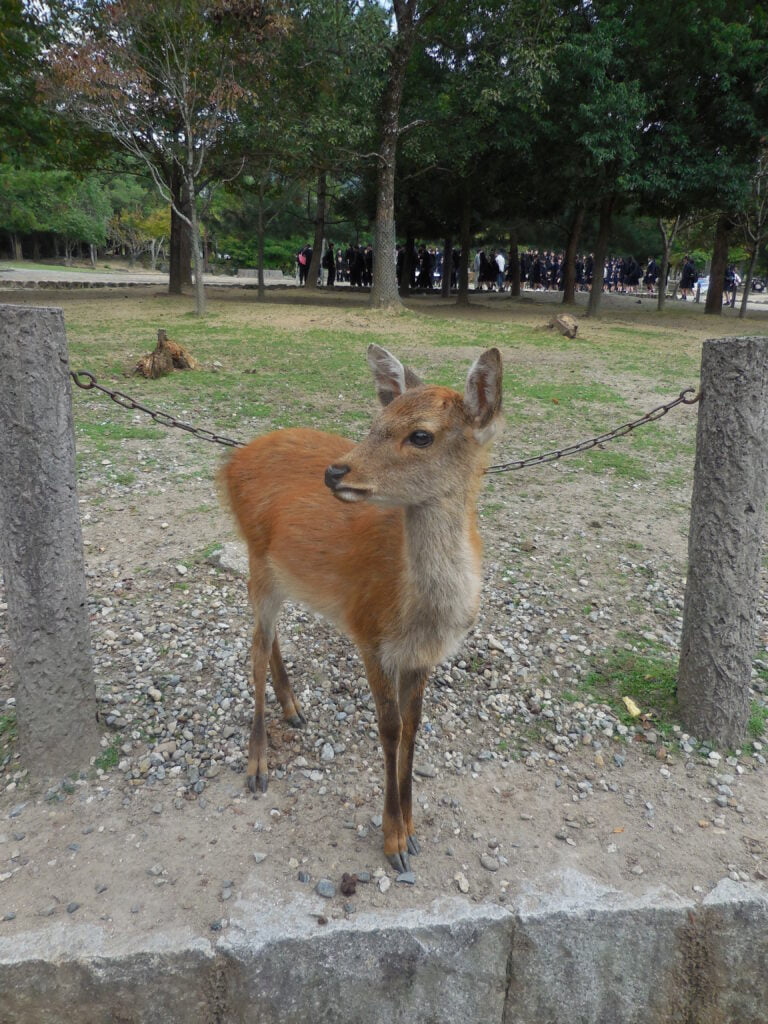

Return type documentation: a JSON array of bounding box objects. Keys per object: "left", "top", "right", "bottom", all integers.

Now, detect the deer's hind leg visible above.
[
  {"left": 246, "top": 571, "right": 282, "bottom": 794},
  {"left": 270, "top": 634, "right": 306, "bottom": 728}
]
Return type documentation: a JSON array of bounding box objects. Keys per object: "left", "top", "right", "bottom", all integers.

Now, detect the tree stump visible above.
[
  {"left": 134, "top": 329, "right": 199, "bottom": 378},
  {"left": 548, "top": 314, "right": 579, "bottom": 339}
]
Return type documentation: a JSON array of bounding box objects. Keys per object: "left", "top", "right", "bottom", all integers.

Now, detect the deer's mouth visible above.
[{"left": 329, "top": 484, "right": 372, "bottom": 503}]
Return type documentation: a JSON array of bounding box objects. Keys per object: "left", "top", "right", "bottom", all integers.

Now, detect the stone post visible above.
[
  {"left": 0, "top": 304, "right": 100, "bottom": 779},
  {"left": 678, "top": 336, "right": 768, "bottom": 747}
]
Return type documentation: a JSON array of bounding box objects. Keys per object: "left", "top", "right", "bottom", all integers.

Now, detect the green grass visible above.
[
  {"left": 748, "top": 702, "right": 768, "bottom": 740},
  {"left": 581, "top": 646, "right": 680, "bottom": 734},
  {"left": 93, "top": 739, "right": 121, "bottom": 773},
  {"left": 0, "top": 712, "right": 17, "bottom": 763}
]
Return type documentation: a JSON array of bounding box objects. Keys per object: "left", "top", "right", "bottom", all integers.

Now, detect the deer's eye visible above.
[{"left": 408, "top": 429, "right": 434, "bottom": 448}]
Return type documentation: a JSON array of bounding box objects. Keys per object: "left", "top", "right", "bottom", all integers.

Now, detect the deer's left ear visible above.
[
  {"left": 465, "top": 348, "right": 503, "bottom": 442},
  {"left": 367, "top": 344, "right": 423, "bottom": 406}
]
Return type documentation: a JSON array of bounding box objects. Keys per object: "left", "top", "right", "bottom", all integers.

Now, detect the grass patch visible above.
[
  {"left": 582, "top": 647, "right": 679, "bottom": 733},
  {"left": 748, "top": 702, "right": 768, "bottom": 740},
  {"left": 78, "top": 422, "right": 166, "bottom": 443},
  {"left": 94, "top": 739, "right": 121, "bottom": 773},
  {"left": 0, "top": 712, "right": 17, "bottom": 763}
]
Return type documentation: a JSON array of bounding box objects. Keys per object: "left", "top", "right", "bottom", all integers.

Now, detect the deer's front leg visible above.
[
  {"left": 363, "top": 652, "right": 410, "bottom": 873},
  {"left": 398, "top": 668, "right": 429, "bottom": 857}
]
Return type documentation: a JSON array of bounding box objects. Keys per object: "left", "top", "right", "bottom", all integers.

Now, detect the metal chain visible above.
[
  {"left": 70, "top": 370, "right": 700, "bottom": 471},
  {"left": 485, "top": 387, "right": 701, "bottom": 474},
  {"left": 69, "top": 371, "right": 245, "bottom": 449}
]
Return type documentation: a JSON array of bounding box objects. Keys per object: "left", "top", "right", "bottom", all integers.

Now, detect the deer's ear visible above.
[
  {"left": 465, "top": 348, "right": 503, "bottom": 442},
  {"left": 367, "top": 345, "right": 423, "bottom": 406}
]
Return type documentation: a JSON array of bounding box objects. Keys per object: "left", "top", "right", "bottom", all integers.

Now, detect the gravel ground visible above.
[{"left": 1, "top": 305, "right": 768, "bottom": 937}]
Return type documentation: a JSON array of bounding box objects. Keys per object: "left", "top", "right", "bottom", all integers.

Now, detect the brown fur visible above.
[{"left": 220, "top": 345, "right": 503, "bottom": 872}]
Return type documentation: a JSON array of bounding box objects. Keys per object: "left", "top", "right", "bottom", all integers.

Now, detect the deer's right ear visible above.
[
  {"left": 367, "top": 345, "right": 423, "bottom": 406},
  {"left": 465, "top": 348, "right": 503, "bottom": 442}
]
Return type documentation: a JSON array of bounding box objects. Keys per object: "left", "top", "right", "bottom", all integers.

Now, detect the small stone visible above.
[
  {"left": 2, "top": 912, "right": 16, "bottom": 922},
  {"left": 396, "top": 871, "right": 416, "bottom": 885},
  {"left": 378, "top": 876, "right": 391, "bottom": 894},
  {"left": 414, "top": 764, "right": 437, "bottom": 778},
  {"left": 297, "top": 871, "right": 311, "bottom": 883},
  {"left": 66, "top": 902, "right": 81, "bottom": 914},
  {"left": 252, "top": 852, "right": 268, "bottom": 864},
  {"left": 455, "top": 872, "right": 470, "bottom": 894},
  {"left": 315, "top": 879, "right": 335, "bottom": 899},
  {"left": 480, "top": 854, "right": 500, "bottom": 872},
  {"left": 320, "top": 743, "right": 335, "bottom": 763}
]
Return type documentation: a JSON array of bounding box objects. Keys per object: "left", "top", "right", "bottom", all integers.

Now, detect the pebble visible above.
[
  {"left": 315, "top": 879, "right": 335, "bottom": 899},
  {"left": 252, "top": 852, "right": 268, "bottom": 864},
  {"left": 378, "top": 876, "right": 391, "bottom": 894},
  {"left": 455, "top": 872, "right": 470, "bottom": 893},
  {"left": 396, "top": 871, "right": 416, "bottom": 885},
  {"left": 480, "top": 854, "right": 500, "bottom": 872}
]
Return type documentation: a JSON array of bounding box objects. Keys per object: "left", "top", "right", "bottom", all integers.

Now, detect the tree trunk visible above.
[
  {"left": 256, "top": 177, "right": 267, "bottom": 300},
  {"left": 704, "top": 214, "right": 731, "bottom": 314},
  {"left": 189, "top": 191, "right": 206, "bottom": 317},
  {"left": 12, "top": 233, "right": 23, "bottom": 261},
  {"left": 678, "top": 336, "right": 768, "bottom": 747},
  {"left": 562, "top": 205, "right": 585, "bottom": 305},
  {"left": 308, "top": 171, "right": 327, "bottom": 291},
  {"left": 739, "top": 250, "right": 758, "bottom": 319},
  {"left": 400, "top": 231, "right": 414, "bottom": 298},
  {"left": 586, "top": 194, "right": 615, "bottom": 317},
  {"left": 441, "top": 235, "right": 452, "bottom": 297},
  {"left": 507, "top": 227, "right": 520, "bottom": 298},
  {"left": 370, "top": 1, "right": 418, "bottom": 310},
  {"left": 169, "top": 166, "right": 192, "bottom": 295},
  {"left": 456, "top": 184, "right": 472, "bottom": 306},
  {"left": 0, "top": 305, "right": 101, "bottom": 779},
  {"left": 656, "top": 215, "right": 681, "bottom": 312}
]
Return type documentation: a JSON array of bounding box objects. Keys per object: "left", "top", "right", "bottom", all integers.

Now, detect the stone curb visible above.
[{"left": 1, "top": 872, "right": 766, "bottom": 1023}]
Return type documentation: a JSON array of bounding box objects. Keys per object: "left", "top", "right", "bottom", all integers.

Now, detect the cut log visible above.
[{"left": 133, "top": 329, "right": 199, "bottom": 378}]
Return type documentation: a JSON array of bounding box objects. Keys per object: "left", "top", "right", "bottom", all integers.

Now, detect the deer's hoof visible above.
[
  {"left": 286, "top": 711, "right": 307, "bottom": 728},
  {"left": 247, "top": 773, "right": 268, "bottom": 795},
  {"left": 387, "top": 851, "right": 411, "bottom": 874},
  {"left": 407, "top": 835, "right": 420, "bottom": 856}
]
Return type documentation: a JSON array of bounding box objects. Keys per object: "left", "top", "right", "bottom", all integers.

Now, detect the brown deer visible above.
[{"left": 220, "top": 345, "right": 503, "bottom": 873}]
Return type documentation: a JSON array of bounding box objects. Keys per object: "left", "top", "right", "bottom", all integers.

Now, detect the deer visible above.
[{"left": 220, "top": 344, "right": 503, "bottom": 873}]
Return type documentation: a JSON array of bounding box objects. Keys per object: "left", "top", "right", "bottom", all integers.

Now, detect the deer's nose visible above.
[{"left": 324, "top": 464, "right": 350, "bottom": 490}]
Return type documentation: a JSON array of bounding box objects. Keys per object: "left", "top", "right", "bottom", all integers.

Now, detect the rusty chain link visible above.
[
  {"left": 69, "top": 370, "right": 245, "bottom": 449},
  {"left": 485, "top": 387, "right": 701, "bottom": 474},
  {"left": 70, "top": 370, "right": 701, "bottom": 473}
]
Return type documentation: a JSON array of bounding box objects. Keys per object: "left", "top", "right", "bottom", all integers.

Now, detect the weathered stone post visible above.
[
  {"left": 678, "top": 336, "right": 768, "bottom": 747},
  {"left": 0, "top": 304, "right": 100, "bottom": 778}
]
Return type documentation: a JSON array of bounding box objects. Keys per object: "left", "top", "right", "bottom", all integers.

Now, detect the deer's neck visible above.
[{"left": 382, "top": 494, "right": 482, "bottom": 676}]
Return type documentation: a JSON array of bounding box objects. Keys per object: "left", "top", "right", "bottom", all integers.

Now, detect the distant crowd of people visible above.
[{"left": 296, "top": 241, "right": 741, "bottom": 302}]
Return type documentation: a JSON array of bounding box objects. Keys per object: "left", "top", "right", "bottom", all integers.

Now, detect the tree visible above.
[
  {"left": 735, "top": 148, "right": 768, "bottom": 318},
  {"left": 47, "top": 0, "right": 287, "bottom": 315}
]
